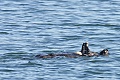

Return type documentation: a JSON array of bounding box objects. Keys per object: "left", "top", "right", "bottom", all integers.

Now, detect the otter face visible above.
[
  {"left": 83, "top": 42, "right": 88, "bottom": 47},
  {"left": 81, "top": 42, "right": 90, "bottom": 54},
  {"left": 100, "top": 49, "right": 109, "bottom": 55}
]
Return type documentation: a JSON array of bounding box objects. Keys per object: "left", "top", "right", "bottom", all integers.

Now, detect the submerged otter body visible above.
[
  {"left": 36, "top": 42, "right": 109, "bottom": 58},
  {"left": 36, "top": 53, "right": 81, "bottom": 58}
]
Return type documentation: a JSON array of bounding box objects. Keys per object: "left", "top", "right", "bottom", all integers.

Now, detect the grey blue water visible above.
[{"left": 0, "top": 0, "right": 120, "bottom": 80}]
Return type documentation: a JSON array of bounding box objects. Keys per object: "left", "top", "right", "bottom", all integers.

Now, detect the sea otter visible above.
[{"left": 35, "top": 42, "right": 109, "bottom": 58}]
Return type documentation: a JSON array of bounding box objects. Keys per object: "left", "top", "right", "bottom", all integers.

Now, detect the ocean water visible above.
[{"left": 0, "top": 0, "right": 120, "bottom": 80}]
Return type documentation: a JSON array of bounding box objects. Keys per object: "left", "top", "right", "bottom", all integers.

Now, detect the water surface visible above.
[{"left": 0, "top": 0, "right": 120, "bottom": 80}]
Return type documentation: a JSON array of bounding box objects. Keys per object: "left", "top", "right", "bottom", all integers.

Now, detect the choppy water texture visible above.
[{"left": 0, "top": 0, "right": 120, "bottom": 80}]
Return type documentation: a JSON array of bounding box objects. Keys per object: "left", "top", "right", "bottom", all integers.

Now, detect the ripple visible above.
[
  {"left": 0, "top": 0, "right": 120, "bottom": 80},
  {"left": 0, "top": 32, "right": 9, "bottom": 34},
  {"left": 37, "top": 23, "right": 120, "bottom": 27},
  {"left": 1, "top": 9, "right": 18, "bottom": 12},
  {"left": 74, "top": 23, "right": 120, "bottom": 27},
  {"left": 0, "top": 69, "right": 15, "bottom": 72},
  {"left": 20, "top": 61, "right": 43, "bottom": 66}
]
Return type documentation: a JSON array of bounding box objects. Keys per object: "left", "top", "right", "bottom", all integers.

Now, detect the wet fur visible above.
[{"left": 36, "top": 42, "right": 109, "bottom": 58}]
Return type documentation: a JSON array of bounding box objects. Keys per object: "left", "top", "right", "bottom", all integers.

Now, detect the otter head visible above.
[
  {"left": 83, "top": 42, "right": 89, "bottom": 47},
  {"left": 99, "top": 49, "right": 109, "bottom": 55},
  {"left": 81, "top": 42, "right": 90, "bottom": 54}
]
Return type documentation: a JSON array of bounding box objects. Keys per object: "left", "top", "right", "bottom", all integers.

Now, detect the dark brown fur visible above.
[{"left": 36, "top": 42, "right": 109, "bottom": 58}]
